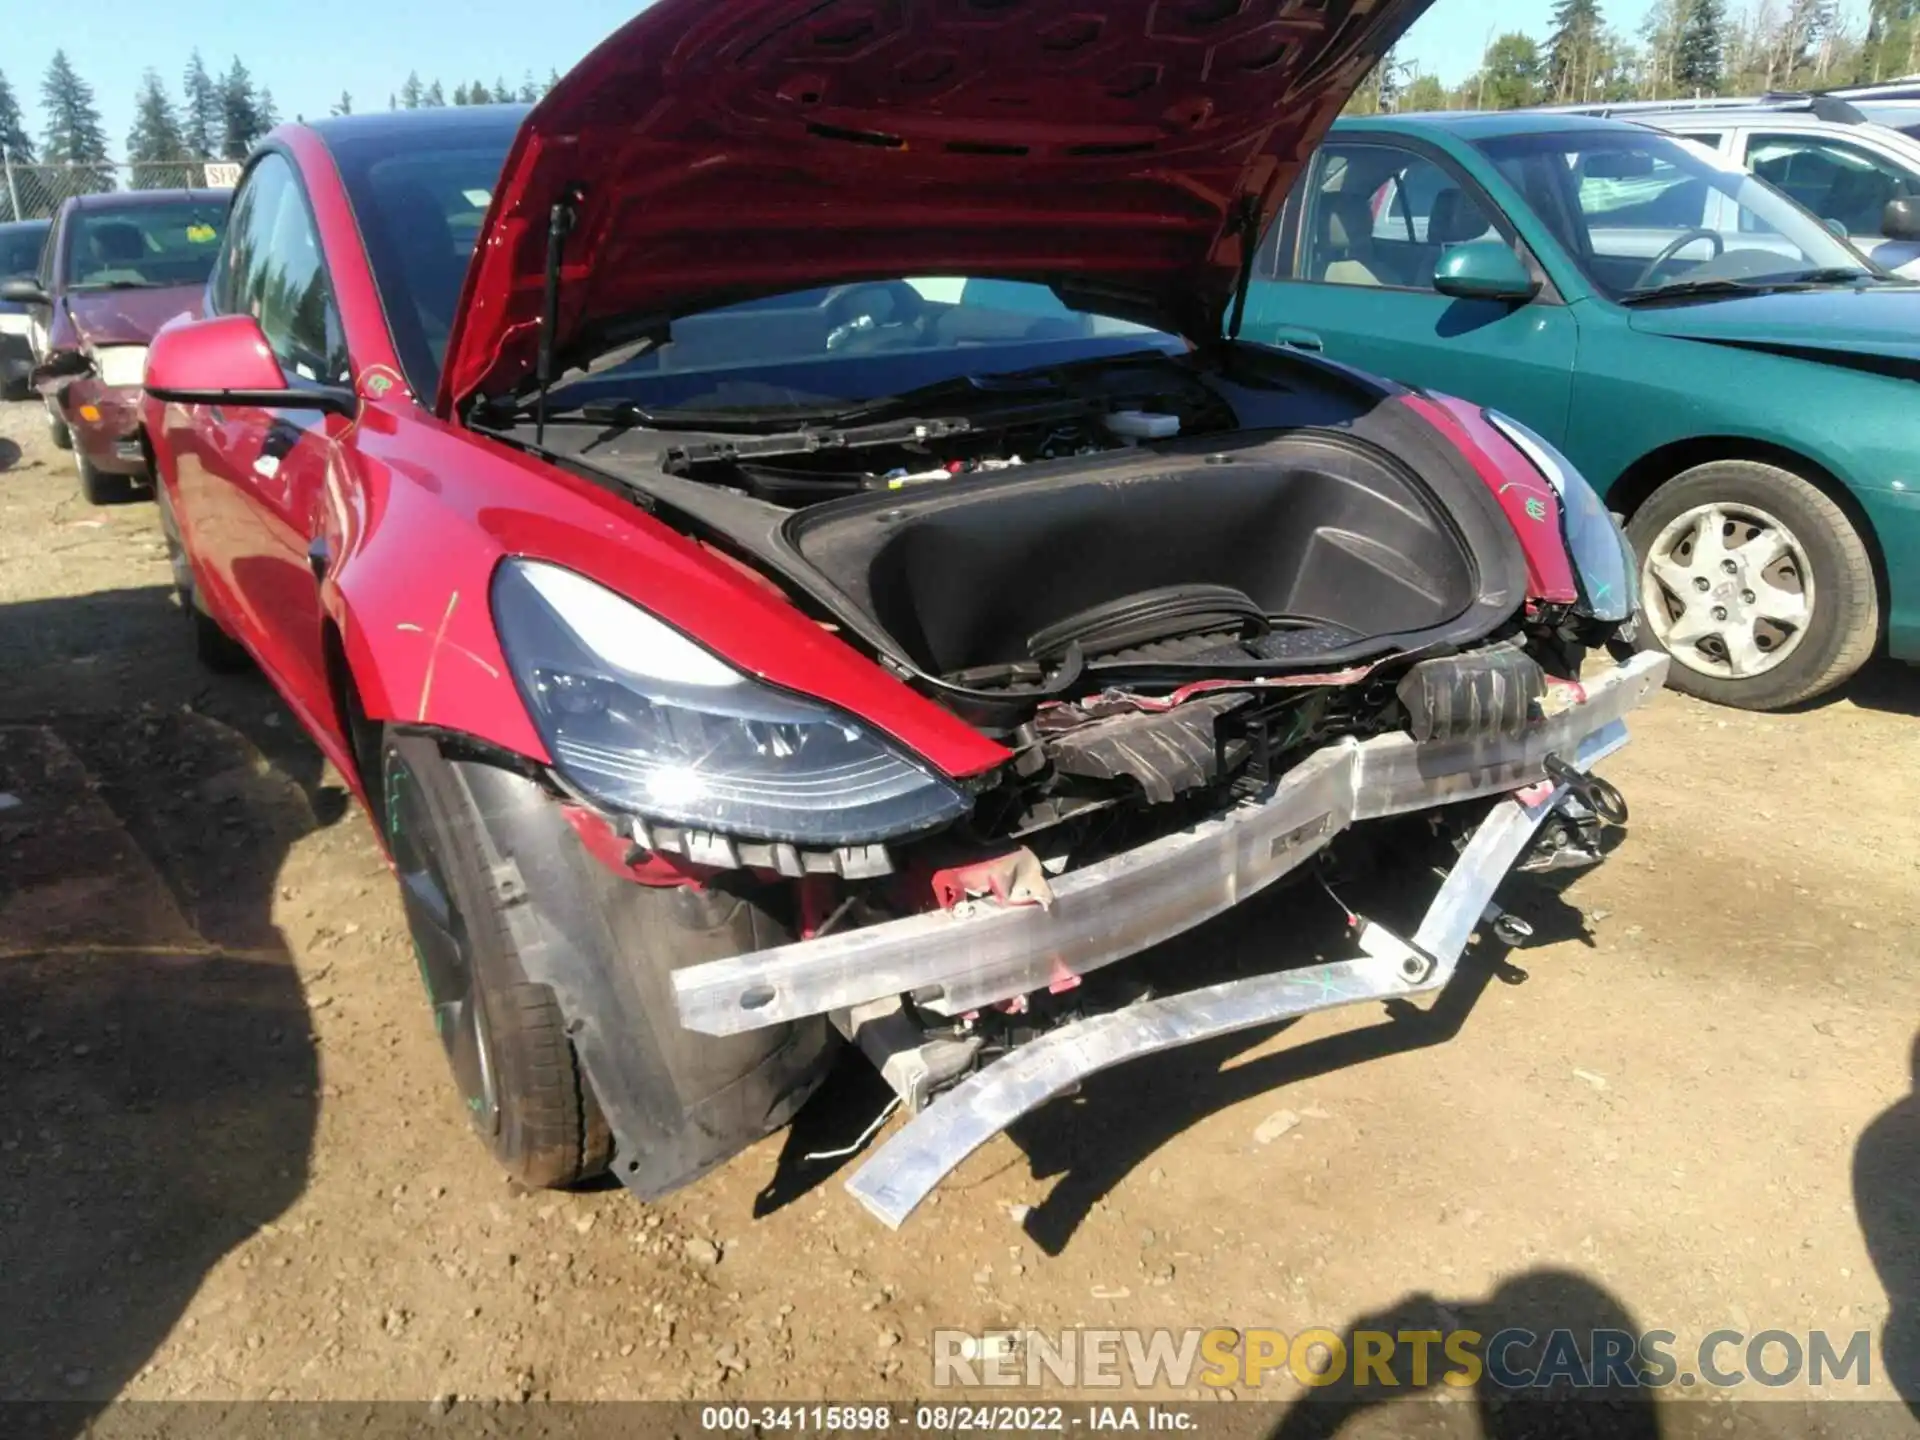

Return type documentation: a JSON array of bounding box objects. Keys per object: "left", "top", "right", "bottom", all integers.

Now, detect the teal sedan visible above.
[{"left": 1243, "top": 111, "right": 1920, "bottom": 710}]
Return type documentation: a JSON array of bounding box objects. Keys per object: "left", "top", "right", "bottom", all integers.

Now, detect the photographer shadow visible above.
[
  {"left": 1265, "top": 1270, "right": 1662, "bottom": 1440},
  {"left": 0, "top": 583, "right": 330, "bottom": 1430},
  {"left": 1854, "top": 1031, "right": 1919, "bottom": 1416}
]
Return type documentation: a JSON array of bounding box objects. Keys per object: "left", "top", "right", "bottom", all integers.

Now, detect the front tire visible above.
[
  {"left": 160, "top": 495, "right": 251, "bottom": 672},
  {"left": 76, "top": 448, "right": 132, "bottom": 505},
  {"left": 191, "top": 607, "right": 252, "bottom": 672},
  {"left": 1627, "top": 460, "right": 1877, "bottom": 710},
  {"left": 46, "top": 399, "right": 71, "bottom": 450},
  {"left": 382, "top": 731, "right": 613, "bottom": 1189}
]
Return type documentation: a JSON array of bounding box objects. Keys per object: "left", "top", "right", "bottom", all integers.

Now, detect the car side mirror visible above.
[
  {"left": 1884, "top": 196, "right": 1920, "bottom": 242},
  {"left": 0, "top": 277, "right": 50, "bottom": 306},
  {"left": 144, "top": 313, "right": 354, "bottom": 415},
  {"left": 1433, "top": 240, "right": 1539, "bottom": 303}
]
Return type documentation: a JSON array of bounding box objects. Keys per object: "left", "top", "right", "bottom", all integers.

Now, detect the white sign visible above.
[{"left": 203, "top": 162, "right": 242, "bottom": 188}]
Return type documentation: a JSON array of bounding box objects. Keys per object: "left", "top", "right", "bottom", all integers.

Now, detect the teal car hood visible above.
[{"left": 1625, "top": 285, "right": 1920, "bottom": 367}]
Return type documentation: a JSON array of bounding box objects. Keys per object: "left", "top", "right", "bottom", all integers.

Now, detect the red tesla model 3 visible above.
[{"left": 143, "top": 0, "right": 1665, "bottom": 1225}]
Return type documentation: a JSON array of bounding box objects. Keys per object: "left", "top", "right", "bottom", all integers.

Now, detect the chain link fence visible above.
[{"left": 0, "top": 157, "right": 241, "bottom": 224}]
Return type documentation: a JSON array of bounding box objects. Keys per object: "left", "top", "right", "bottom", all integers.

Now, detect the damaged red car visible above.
[
  {"left": 3, "top": 190, "right": 228, "bottom": 503},
  {"left": 142, "top": 0, "right": 1667, "bottom": 1226}
]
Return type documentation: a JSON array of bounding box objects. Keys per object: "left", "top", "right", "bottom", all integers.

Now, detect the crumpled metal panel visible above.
[
  {"left": 670, "top": 652, "right": 1668, "bottom": 1037},
  {"left": 843, "top": 734, "right": 1622, "bottom": 1229}
]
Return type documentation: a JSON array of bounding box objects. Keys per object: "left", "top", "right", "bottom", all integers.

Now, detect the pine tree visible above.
[
  {"left": 1547, "top": 0, "right": 1606, "bottom": 101},
  {"left": 452, "top": 82, "right": 470, "bottom": 105},
  {"left": 127, "top": 69, "right": 189, "bottom": 188},
  {"left": 40, "top": 51, "right": 113, "bottom": 196},
  {"left": 1675, "top": 0, "right": 1727, "bottom": 93},
  {"left": 518, "top": 71, "right": 540, "bottom": 103},
  {"left": 424, "top": 80, "right": 446, "bottom": 107},
  {"left": 331, "top": 91, "right": 353, "bottom": 117},
  {"left": 400, "top": 72, "right": 424, "bottom": 109},
  {"left": 0, "top": 69, "right": 32, "bottom": 220},
  {"left": 493, "top": 76, "right": 513, "bottom": 103},
  {"left": 545, "top": 68, "right": 562, "bottom": 94},
  {"left": 0, "top": 68, "right": 34, "bottom": 165},
  {"left": 182, "top": 50, "right": 220, "bottom": 159},
  {"left": 258, "top": 87, "right": 280, "bottom": 131},
  {"left": 219, "top": 57, "right": 265, "bottom": 160}
]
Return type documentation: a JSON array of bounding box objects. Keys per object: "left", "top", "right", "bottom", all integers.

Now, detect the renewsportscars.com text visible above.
[{"left": 932, "top": 1327, "right": 1877, "bottom": 1392}]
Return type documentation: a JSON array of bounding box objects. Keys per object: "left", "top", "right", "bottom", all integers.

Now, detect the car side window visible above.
[
  {"left": 211, "top": 153, "right": 349, "bottom": 385},
  {"left": 1745, "top": 133, "right": 1917, "bottom": 238},
  {"left": 208, "top": 178, "right": 259, "bottom": 315},
  {"left": 1292, "top": 143, "right": 1503, "bottom": 293}
]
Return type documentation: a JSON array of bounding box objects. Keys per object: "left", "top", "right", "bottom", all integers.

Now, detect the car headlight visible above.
[
  {"left": 491, "top": 559, "right": 972, "bottom": 845},
  {"left": 1483, "top": 410, "right": 1637, "bottom": 623},
  {"left": 94, "top": 344, "right": 149, "bottom": 388}
]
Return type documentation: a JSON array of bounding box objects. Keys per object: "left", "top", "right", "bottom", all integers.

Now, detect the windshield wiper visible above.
[
  {"left": 495, "top": 368, "right": 1079, "bottom": 436},
  {"left": 1620, "top": 269, "right": 1877, "bottom": 306},
  {"left": 70, "top": 279, "right": 166, "bottom": 291}
]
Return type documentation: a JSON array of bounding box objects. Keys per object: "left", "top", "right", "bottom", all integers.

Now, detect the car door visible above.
[
  {"left": 1242, "top": 137, "right": 1580, "bottom": 445},
  {"left": 26, "top": 214, "right": 60, "bottom": 363},
  {"left": 1740, "top": 127, "right": 1920, "bottom": 276},
  {"left": 184, "top": 152, "right": 353, "bottom": 730}
]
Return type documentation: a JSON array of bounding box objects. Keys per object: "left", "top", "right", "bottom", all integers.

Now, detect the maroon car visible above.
[{"left": 2, "top": 189, "right": 228, "bottom": 503}]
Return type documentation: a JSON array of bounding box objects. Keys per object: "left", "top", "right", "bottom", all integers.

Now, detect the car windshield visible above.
[
  {"left": 1472, "top": 127, "right": 1879, "bottom": 302},
  {"left": 327, "top": 113, "right": 524, "bottom": 399},
  {"left": 0, "top": 224, "right": 46, "bottom": 280},
  {"left": 325, "top": 115, "right": 1180, "bottom": 409},
  {"left": 64, "top": 199, "right": 226, "bottom": 289},
  {"left": 543, "top": 279, "right": 1181, "bottom": 420}
]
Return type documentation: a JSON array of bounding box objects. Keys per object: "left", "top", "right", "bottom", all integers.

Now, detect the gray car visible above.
[{"left": 0, "top": 219, "right": 50, "bottom": 399}]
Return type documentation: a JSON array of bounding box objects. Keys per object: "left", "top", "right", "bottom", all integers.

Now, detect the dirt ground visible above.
[{"left": 0, "top": 397, "right": 1914, "bottom": 1434}]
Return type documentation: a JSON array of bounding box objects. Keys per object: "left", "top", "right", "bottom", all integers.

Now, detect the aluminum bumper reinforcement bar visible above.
[
  {"left": 844, "top": 710, "right": 1636, "bottom": 1228},
  {"left": 672, "top": 653, "right": 1668, "bottom": 1038}
]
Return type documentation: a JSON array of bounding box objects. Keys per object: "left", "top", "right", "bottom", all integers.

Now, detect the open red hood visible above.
[{"left": 439, "top": 0, "right": 1431, "bottom": 415}]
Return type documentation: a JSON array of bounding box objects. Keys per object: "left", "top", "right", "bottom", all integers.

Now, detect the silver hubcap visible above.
[{"left": 1642, "top": 502, "right": 1813, "bottom": 680}]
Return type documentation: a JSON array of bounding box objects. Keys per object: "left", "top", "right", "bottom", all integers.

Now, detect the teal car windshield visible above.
[{"left": 1472, "top": 129, "right": 1877, "bottom": 303}]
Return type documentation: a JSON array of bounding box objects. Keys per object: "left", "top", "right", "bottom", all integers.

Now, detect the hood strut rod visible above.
[
  {"left": 1225, "top": 194, "right": 1261, "bottom": 342},
  {"left": 534, "top": 189, "right": 582, "bottom": 446}
]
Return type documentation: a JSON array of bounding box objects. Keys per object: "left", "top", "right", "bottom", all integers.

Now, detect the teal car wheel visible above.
[{"left": 1628, "top": 460, "right": 1878, "bottom": 710}]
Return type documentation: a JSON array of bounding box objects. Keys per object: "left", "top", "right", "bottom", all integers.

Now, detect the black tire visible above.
[
  {"left": 192, "top": 606, "right": 252, "bottom": 672},
  {"left": 46, "top": 400, "right": 71, "bottom": 450},
  {"left": 382, "top": 731, "right": 613, "bottom": 1188},
  {"left": 76, "top": 449, "right": 132, "bottom": 505},
  {"left": 157, "top": 490, "right": 251, "bottom": 672},
  {"left": 1626, "top": 459, "right": 1877, "bottom": 711}
]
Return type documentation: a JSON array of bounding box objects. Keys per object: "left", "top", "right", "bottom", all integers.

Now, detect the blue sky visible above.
[{"left": 0, "top": 0, "right": 1876, "bottom": 157}]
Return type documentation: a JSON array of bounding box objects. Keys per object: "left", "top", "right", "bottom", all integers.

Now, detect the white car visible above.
[{"left": 1546, "top": 97, "right": 1920, "bottom": 278}]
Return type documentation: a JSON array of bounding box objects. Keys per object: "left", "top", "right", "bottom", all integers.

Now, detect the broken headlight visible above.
[
  {"left": 492, "top": 559, "right": 971, "bottom": 845},
  {"left": 1484, "top": 409, "right": 1637, "bottom": 624}
]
